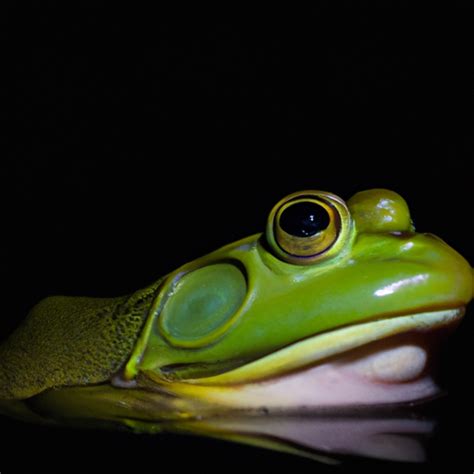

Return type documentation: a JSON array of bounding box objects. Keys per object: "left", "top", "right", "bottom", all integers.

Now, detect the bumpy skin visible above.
[
  {"left": 0, "top": 188, "right": 472, "bottom": 425},
  {"left": 0, "top": 280, "right": 162, "bottom": 399}
]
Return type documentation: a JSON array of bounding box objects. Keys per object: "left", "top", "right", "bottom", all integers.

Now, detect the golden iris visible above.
[{"left": 266, "top": 191, "right": 352, "bottom": 265}]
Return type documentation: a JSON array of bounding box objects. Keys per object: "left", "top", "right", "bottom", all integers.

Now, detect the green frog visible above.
[{"left": 0, "top": 188, "right": 471, "bottom": 432}]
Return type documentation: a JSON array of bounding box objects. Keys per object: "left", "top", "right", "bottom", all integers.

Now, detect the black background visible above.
[{"left": 1, "top": 9, "right": 472, "bottom": 473}]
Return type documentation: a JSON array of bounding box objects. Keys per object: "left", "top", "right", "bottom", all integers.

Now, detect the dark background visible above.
[{"left": 1, "top": 10, "right": 472, "bottom": 473}]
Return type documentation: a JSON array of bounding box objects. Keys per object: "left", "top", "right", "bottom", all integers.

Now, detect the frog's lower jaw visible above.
[
  {"left": 152, "top": 307, "right": 463, "bottom": 412},
  {"left": 170, "top": 336, "right": 438, "bottom": 410}
]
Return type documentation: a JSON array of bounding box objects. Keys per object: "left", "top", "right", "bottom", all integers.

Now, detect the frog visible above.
[{"left": 0, "top": 188, "right": 471, "bottom": 432}]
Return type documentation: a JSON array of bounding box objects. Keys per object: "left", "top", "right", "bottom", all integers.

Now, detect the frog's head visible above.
[{"left": 0, "top": 189, "right": 472, "bottom": 428}]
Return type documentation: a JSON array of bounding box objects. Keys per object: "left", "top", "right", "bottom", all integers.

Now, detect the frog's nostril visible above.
[{"left": 389, "top": 231, "right": 416, "bottom": 239}]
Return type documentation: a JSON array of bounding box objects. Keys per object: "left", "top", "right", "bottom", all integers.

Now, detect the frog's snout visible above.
[{"left": 344, "top": 189, "right": 471, "bottom": 314}]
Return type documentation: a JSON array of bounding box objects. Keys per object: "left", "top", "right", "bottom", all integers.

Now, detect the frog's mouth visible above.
[
  {"left": 144, "top": 307, "right": 464, "bottom": 412},
  {"left": 1, "top": 307, "right": 463, "bottom": 426}
]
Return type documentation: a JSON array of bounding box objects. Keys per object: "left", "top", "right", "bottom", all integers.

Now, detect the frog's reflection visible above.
[{"left": 162, "top": 407, "right": 436, "bottom": 464}]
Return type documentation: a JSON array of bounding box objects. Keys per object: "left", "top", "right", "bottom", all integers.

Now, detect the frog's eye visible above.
[{"left": 266, "top": 191, "right": 352, "bottom": 265}]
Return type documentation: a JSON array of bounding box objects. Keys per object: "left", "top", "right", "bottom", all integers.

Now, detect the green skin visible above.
[{"left": 0, "top": 189, "right": 472, "bottom": 435}]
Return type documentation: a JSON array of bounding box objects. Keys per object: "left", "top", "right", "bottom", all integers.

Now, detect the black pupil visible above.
[{"left": 279, "top": 201, "right": 330, "bottom": 237}]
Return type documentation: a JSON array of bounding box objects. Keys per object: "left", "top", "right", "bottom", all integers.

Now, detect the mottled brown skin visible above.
[{"left": 0, "top": 279, "right": 162, "bottom": 399}]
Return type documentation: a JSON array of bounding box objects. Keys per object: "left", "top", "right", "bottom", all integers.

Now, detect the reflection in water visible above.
[
  {"left": 160, "top": 407, "right": 436, "bottom": 464},
  {"left": 0, "top": 394, "right": 442, "bottom": 464}
]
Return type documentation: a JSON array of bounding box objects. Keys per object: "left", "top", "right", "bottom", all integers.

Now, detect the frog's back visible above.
[{"left": 0, "top": 280, "right": 161, "bottom": 399}]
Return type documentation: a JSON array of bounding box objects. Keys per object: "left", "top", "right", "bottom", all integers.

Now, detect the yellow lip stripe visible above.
[{"left": 187, "top": 308, "right": 464, "bottom": 386}]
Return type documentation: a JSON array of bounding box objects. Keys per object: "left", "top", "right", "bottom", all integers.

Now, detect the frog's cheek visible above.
[
  {"left": 348, "top": 189, "right": 414, "bottom": 233},
  {"left": 158, "top": 263, "right": 248, "bottom": 349}
]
